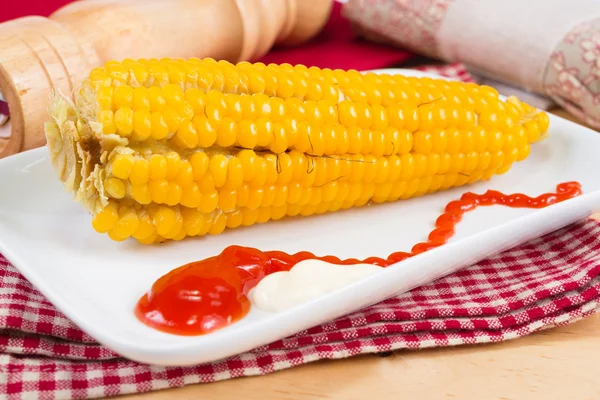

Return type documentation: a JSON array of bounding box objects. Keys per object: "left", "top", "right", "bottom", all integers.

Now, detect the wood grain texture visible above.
[{"left": 121, "top": 314, "right": 600, "bottom": 400}]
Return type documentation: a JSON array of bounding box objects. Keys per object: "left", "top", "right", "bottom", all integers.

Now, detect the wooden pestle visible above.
[{"left": 0, "top": 0, "right": 333, "bottom": 159}]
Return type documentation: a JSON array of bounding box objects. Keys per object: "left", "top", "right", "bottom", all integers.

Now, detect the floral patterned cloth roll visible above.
[
  {"left": 342, "top": 0, "right": 600, "bottom": 128},
  {"left": 548, "top": 20, "right": 600, "bottom": 128}
]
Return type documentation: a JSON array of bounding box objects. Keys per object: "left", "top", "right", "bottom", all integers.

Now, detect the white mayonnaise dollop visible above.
[{"left": 248, "top": 259, "right": 383, "bottom": 312}]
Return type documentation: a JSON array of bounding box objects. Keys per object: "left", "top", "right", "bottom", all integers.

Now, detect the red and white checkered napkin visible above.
[{"left": 1, "top": 218, "right": 600, "bottom": 399}]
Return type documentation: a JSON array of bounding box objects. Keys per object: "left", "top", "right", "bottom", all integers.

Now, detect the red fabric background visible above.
[
  {"left": 0, "top": 0, "right": 414, "bottom": 70},
  {"left": 0, "top": 0, "right": 73, "bottom": 22}
]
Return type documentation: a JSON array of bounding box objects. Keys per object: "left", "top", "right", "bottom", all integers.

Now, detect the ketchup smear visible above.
[{"left": 135, "top": 182, "right": 582, "bottom": 336}]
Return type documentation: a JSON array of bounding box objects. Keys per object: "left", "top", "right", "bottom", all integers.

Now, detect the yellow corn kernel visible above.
[
  {"left": 89, "top": 68, "right": 111, "bottom": 89},
  {"left": 131, "top": 185, "right": 152, "bottom": 204},
  {"left": 190, "top": 152, "right": 209, "bottom": 181},
  {"left": 184, "top": 88, "right": 206, "bottom": 114},
  {"left": 106, "top": 62, "right": 129, "bottom": 82},
  {"left": 96, "top": 86, "right": 114, "bottom": 109},
  {"left": 163, "top": 107, "right": 182, "bottom": 133},
  {"left": 199, "top": 175, "right": 216, "bottom": 193},
  {"left": 165, "top": 152, "right": 181, "bottom": 180},
  {"left": 237, "top": 120, "right": 259, "bottom": 149},
  {"left": 181, "top": 208, "right": 207, "bottom": 236},
  {"left": 130, "top": 63, "right": 150, "bottom": 86},
  {"left": 225, "top": 157, "right": 244, "bottom": 188},
  {"left": 176, "top": 161, "right": 194, "bottom": 186},
  {"left": 149, "top": 155, "right": 167, "bottom": 180},
  {"left": 163, "top": 83, "right": 184, "bottom": 106},
  {"left": 175, "top": 120, "right": 199, "bottom": 148},
  {"left": 200, "top": 190, "right": 219, "bottom": 213},
  {"left": 132, "top": 211, "right": 155, "bottom": 240},
  {"left": 132, "top": 86, "right": 151, "bottom": 110},
  {"left": 132, "top": 110, "right": 152, "bottom": 141},
  {"left": 110, "top": 207, "right": 140, "bottom": 240},
  {"left": 98, "top": 109, "right": 117, "bottom": 135},
  {"left": 129, "top": 159, "right": 150, "bottom": 186},
  {"left": 150, "top": 112, "right": 169, "bottom": 140},
  {"left": 154, "top": 206, "right": 176, "bottom": 237},
  {"left": 111, "top": 154, "right": 134, "bottom": 179},
  {"left": 217, "top": 117, "right": 237, "bottom": 147},
  {"left": 165, "top": 182, "right": 183, "bottom": 206},
  {"left": 218, "top": 188, "right": 237, "bottom": 211},
  {"left": 226, "top": 209, "right": 244, "bottom": 229},
  {"left": 149, "top": 179, "right": 169, "bottom": 204},
  {"left": 148, "top": 62, "right": 169, "bottom": 86},
  {"left": 525, "top": 120, "right": 541, "bottom": 143},
  {"left": 114, "top": 86, "right": 133, "bottom": 109},
  {"left": 193, "top": 116, "right": 217, "bottom": 148},
  {"left": 209, "top": 154, "right": 228, "bottom": 188},
  {"left": 92, "top": 203, "right": 119, "bottom": 233},
  {"left": 181, "top": 184, "right": 202, "bottom": 208},
  {"left": 148, "top": 86, "right": 167, "bottom": 112},
  {"left": 104, "top": 177, "right": 126, "bottom": 199},
  {"left": 114, "top": 108, "right": 134, "bottom": 137},
  {"left": 47, "top": 57, "right": 547, "bottom": 244},
  {"left": 209, "top": 212, "right": 227, "bottom": 235},
  {"left": 179, "top": 101, "right": 195, "bottom": 121}
]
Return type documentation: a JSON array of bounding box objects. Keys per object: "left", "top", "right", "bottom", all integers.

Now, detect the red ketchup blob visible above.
[{"left": 135, "top": 182, "right": 582, "bottom": 336}]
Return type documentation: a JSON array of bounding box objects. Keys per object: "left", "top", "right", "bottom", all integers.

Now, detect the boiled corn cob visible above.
[{"left": 44, "top": 58, "right": 549, "bottom": 244}]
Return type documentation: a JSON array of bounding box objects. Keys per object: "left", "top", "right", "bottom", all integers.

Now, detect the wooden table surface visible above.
[{"left": 121, "top": 108, "right": 600, "bottom": 400}]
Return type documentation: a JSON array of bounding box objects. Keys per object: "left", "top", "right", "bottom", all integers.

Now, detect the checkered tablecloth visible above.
[
  {"left": 2, "top": 218, "right": 600, "bottom": 399},
  {"left": 2, "top": 63, "right": 600, "bottom": 399}
]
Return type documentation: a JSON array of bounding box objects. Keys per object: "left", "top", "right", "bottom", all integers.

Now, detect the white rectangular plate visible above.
[{"left": 1, "top": 70, "right": 600, "bottom": 366}]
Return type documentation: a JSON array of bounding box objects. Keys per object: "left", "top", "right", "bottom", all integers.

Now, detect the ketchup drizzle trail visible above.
[{"left": 135, "top": 182, "right": 582, "bottom": 336}]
